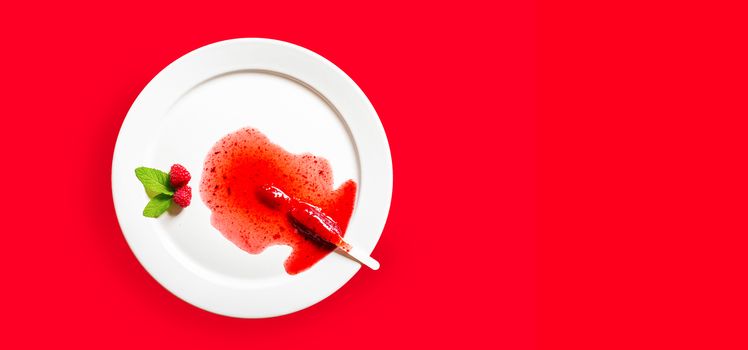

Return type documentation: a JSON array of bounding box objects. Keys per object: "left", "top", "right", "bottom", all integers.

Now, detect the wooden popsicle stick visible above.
[{"left": 338, "top": 243, "right": 380, "bottom": 270}]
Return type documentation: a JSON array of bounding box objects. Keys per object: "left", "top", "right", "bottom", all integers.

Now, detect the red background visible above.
[
  {"left": 5, "top": 1, "right": 747, "bottom": 349},
  {"left": 1, "top": 1, "right": 535, "bottom": 348},
  {"left": 539, "top": 1, "right": 748, "bottom": 348}
]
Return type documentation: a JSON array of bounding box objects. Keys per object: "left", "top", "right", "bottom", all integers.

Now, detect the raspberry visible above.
[
  {"left": 173, "top": 185, "right": 192, "bottom": 208},
  {"left": 169, "top": 164, "right": 191, "bottom": 188}
]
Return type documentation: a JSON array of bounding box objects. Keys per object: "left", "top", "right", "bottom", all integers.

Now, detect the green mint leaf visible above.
[
  {"left": 135, "top": 167, "right": 174, "bottom": 195},
  {"left": 143, "top": 194, "right": 172, "bottom": 218}
]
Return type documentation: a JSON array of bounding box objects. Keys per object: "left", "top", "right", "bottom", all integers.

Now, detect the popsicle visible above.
[{"left": 256, "top": 184, "right": 380, "bottom": 270}]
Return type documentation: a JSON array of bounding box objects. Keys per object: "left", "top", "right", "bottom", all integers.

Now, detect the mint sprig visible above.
[
  {"left": 135, "top": 166, "right": 175, "bottom": 218},
  {"left": 135, "top": 167, "right": 174, "bottom": 195},
  {"left": 143, "top": 194, "right": 173, "bottom": 218}
]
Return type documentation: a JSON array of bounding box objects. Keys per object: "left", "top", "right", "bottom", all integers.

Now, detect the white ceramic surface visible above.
[{"left": 111, "top": 38, "right": 392, "bottom": 318}]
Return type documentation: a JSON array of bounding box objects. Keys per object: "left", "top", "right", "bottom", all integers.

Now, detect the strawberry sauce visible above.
[{"left": 200, "top": 128, "right": 357, "bottom": 275}]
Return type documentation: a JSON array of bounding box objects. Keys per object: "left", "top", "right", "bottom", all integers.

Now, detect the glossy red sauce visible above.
[{"left": 200, "top": 128, "right": 357, "bottom": 275}]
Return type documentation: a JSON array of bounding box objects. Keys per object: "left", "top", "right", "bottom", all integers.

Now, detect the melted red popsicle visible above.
[
  {"left": 200, "top": 128, "right": 357, "bottom": 275},
  {"left": 257, "top": 184, "right": 352, "bottom": 252}
]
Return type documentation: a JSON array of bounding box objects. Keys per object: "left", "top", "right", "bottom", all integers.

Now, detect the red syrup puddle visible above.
[{"left": 200, "top": 127, "right": 357, "bottom": 275}]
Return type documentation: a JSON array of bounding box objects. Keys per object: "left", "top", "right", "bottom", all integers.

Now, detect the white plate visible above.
[{"left": 111, "top": 38, "right": 392, "bottom": 318}]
